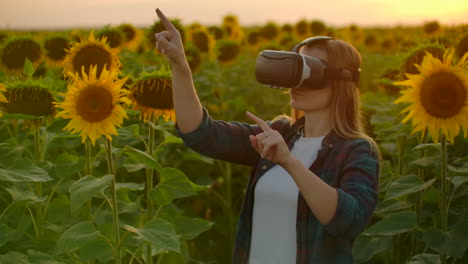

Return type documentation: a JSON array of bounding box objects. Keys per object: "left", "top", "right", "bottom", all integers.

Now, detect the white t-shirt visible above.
[{"left": 248, "top": 135, "right": 324, "bottom": 264}]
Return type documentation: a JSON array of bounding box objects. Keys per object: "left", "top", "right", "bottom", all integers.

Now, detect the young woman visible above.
[{"left": 154, "top": 8, "right": 380, "bottom": 264}]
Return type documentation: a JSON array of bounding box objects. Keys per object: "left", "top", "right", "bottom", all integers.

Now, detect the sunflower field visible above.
[{"left": 0, "top": 16, "right": 467, "bottom": 264}]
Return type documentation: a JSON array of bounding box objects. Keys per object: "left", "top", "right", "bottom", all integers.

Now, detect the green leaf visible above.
[
  {"left": 161, "top": 131, "right": 183, "bottom": 145},
  {"left": 0, "top": 223, "right": 16, "bottom": 247},
  {"left": 449, "top": 176, "right": 468, "bottom": 190},
  {"left": 5, "top": 186, "right": 47, "bottom": 204},
  {"left": 122, "top": 157, "right": 146, "bottom": 172},
  {"left": 124, "top": 219, "right": 179, "bottom": 253},
  {"left": 117, "top": 124, "right": 140, "bottom": 139},
  {"left": 122, "top": 146, "right": 161, "bottom": 171},
  {"left": 352, "top": 235, "right": 392, "bottom": 262},
  {"left": 0, "top": 114, "right": 44, "bottom": 120},
  {"left": 448, "top": 165, "right": 468, "bottom": 174},
  {"left": 408, "top": 254, "right": 441, "bottom": 264},
  {"left": 385, "top": 175, "right": 436, "bottom": 200},
  {"left": 0, "top": 158, "right": 52, "bottom": 182},
  {"left": 410, "top": 155, "right": 441, "bottom": 168},
  {"left": 116, "top": 182, "right": 145, "bottom": 191},
  {"left": 363, "top": 211, "right": 417, "bottom": 236},
  {"left": 151, "top": 168, "right": 197, "bottom": 206},
  {"left": 55, "top": 221, "right": 100, "bottom": 254},
  {"left": 148, "top": 120, "right": 175, "bottom": 131},
  {"left": 54, "top": 153, "right": 85, "bottom": 178},
  {"left": 23, "top": 58, "right": 35, "bottom": 79},
  {"left": 422, "top": 220, "right": 468, "bottom": 258},
  {"left": 413, "top": 143, "right": 441, "bottom": 152},
  {"left": 0, "top": 252, "right": 31, "bottom": 264},
  {"left": 78, "top": 239, "right": 113, "bottom": 263},
  {"left": 374, "top": 200, "right": 413, "bottom": 216},
  {"left": 27, "top": 250, "right": 65, "bottom": 264},
  {"left": 69, "top": 175, "right": 113, "bottom": 212},
  {"left": 171, "top": 216, "right": 214, "bottom": 240}
]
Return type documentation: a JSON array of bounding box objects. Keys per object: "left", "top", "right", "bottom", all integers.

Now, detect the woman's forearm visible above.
[
  {"left": 171, "top": 62, "right": 204, "bottom": 134},
  {"left": 282, "top": 158, "right": 338, "bottom": 225}
]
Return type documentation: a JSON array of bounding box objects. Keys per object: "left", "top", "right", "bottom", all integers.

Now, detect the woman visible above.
[{"left": 154, "top": 8, "right": 380, "bottom": 264}]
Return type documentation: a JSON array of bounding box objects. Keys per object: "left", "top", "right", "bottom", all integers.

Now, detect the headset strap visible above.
[{"left": 324, "top": 68, "right": 360, "bottom": 82}]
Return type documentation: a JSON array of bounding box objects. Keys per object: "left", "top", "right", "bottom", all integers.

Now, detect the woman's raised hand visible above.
[
  {"left": 247, "top": 111, "right": 293, "bottom": 166},
  {"left": 154, "top": 8, "right": 186, "bottom": 66}
]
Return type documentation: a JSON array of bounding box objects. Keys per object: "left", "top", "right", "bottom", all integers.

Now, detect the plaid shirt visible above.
[{"left": 176, "top": 108, "right": 380, "bottom": 264}]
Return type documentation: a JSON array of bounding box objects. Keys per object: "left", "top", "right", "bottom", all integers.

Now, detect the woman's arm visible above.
[{"left": 155, "top": 8, "right": 203, "bottom": 134}]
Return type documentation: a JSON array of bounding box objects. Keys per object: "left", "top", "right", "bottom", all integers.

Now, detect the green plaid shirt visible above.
[{"left": 176, "top": 108, "right": 380, "bottom": 264}]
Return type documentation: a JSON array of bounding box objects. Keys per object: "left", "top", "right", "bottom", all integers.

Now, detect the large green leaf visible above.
[
  {"left": 5, "top": 186, "right": 47, "bottom": 204},
  {"left": 151, "top": 168, "right": 197, "bottom": 206},
  {"left": 0, "top": 252, "right": 31, "bottom": 264},
  {"left": 363, "top": 211, "right": 417, "bottom": 236},
  {"left": 161, "top": 131, "right": 183, "bottom": 145},
  {"left": 0, "top": 223, "right": 16, "bottom": 247},
  {"left": 124, "top": 219, "right": 179, "bottom": 253},
  {"left": 410, "top": 156, "right": 441, "bottom": 168},
  {"left": 122, "top": 157, "right": 146, "bottom": 172},
  {"left": 353, "top": 235, "right": 392, "bottom": 262},
  {"left": 78, "top": 238, "right": 113, "bottom": 263},
  {"left": 385, "top": 175, "right": 436, "bottom": 200},
  {"left": 374, "top": 199, "right": 413, "bottom": 216},
  {"left": 55, "top": 221, "right": 100, "bottom": 254},
  {"left": 27, "top": 250, "right": 65, "bottom": 264},
  {"left": 171, "top": 216, "right": 214, "bottom": 240},
  {"left": 422, "top": 220, "right": 468, "bottom": 258},
  {"left": 23, "top": 58, "right": 34, "bottom": 79},
  {"left": 448, "top": 165, "right": 468, "bottom": 174},
  {"left": 0, "top": 158, "right": 52, "bottom": 182},
  {"left": 449, "top": 176, "right": 468, "bottom": 190},
  {"left": 122, "top": 146, "right": 161, "bottom": 171},
  {"left": 408, "top": 254, "right": 441, "bottom": 264},
  {"left": 54, "top": 153, "right": 85, "bottom": 178},
  {"left": 69, "top": 175, "right": 113, "bottom": 212}
]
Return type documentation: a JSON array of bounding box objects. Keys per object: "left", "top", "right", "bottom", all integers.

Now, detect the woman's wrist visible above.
[{"left": 279, "top": 155, "right": 301, "bottom": 171}]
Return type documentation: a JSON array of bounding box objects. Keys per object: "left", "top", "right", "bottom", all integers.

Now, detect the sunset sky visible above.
[{"left": 1, "top": 0, "right": 467, "bottom": 30}]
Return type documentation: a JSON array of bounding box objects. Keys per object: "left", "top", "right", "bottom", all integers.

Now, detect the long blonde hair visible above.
[{"left": 282, "top": 38, "right": 380, "bottom": 156}]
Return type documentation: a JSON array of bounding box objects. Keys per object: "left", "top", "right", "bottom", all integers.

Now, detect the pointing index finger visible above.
[
  {"left": 246, "top": 111, "right": 273, "bottom": 132},
  {"left": 155, "top": 8, "right": 177, "bottom": 31}
]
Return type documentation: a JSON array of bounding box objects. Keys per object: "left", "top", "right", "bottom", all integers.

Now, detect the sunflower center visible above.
[
  {"left": 45, "top": 37, "right": 70, "bottom": 61},
  {"left": 76, "top": 86, "right": 114, "bottom": 122},
  {"left": 73, "top": 45, "right": 112, "bottom": 78},
  {"left": 420, "top": 71, "right": 466, "bottom": 118},
  {"left": 132, "top": 79, "right": 173, "bottom": 109},
  {"left": 2, "top": 39, "right": 41, "bottom": 70},
  {"left": 1, "top": 87, "right": 55, "bottom": 116}
]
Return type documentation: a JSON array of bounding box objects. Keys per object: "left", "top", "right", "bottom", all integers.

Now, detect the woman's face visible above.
[{"left": 289, "top": 46, "right": 332, "bottom": 113}]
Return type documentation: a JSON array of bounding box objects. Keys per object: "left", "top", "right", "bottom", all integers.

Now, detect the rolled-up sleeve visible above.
[
  {"left": 324, "top": 140, "right": 379, "bottom": 240},
  {"left": 175, "top": 107, "right": 266, "bottom": 166}
]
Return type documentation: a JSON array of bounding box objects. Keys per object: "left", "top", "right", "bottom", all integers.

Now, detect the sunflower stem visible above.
[
  {"left": 105, "top": 138, "right": 121, "bottom": 264},
  {"left": 146, "top": 120, "right": 156, "bottom": 264},
  {"left": 33, "top": 127, "right": 44, "bottom": 239},
  {"left": 84, "top": 139, "right": 93, "bottom": 221},
  {"left": 440, "top": 134, "right": 448, "bottom": 264}
]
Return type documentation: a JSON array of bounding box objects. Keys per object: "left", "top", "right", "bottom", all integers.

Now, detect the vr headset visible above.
[{"left": 255, "top": 36, "right": 360, "bottom": 89}]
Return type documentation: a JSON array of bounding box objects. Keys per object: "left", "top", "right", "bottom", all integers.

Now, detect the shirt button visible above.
[{"left": 262, "top": 165, "right": 267, "bottom": 170}]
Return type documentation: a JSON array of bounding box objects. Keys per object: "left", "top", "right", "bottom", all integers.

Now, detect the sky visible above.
[{"left": 1, "top": 0, "right": 467, "bottom": 30}]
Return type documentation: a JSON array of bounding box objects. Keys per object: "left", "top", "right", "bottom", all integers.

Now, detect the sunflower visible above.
[
  {"left": 0, "top": 81, "right": 55, "bottom": 129},
  {"left": 216, "top": 40, "right": 241, "bottom": 64},
  {"left": 394, "top": 49, "right": 468, "bottom": 143},
  {"left": 55, "top": 65, "right": 129, "bottom": 145},
  {"left": 43, "top": 35, "right": 70, "bottom": 66},
  {"left": 189, "top": 26, "right": 215, "bottom": 54},
  {"left": 0, "top": 36, "right": 42, "bottom": 73},
  {"left": 96, "top": 28, "right": 124, "bottom": 49},
  {"left": 63, "top": 31, "right": 121, "bottom": 79},
  {"left": 117, "top": 23, "right": 143, "bottom": 51},
  {"left": 128, "top": 67, "right": 175, "bottom": 122},
  {"left": 0, "top": 83, "right": 7, "bottom": 103}
]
